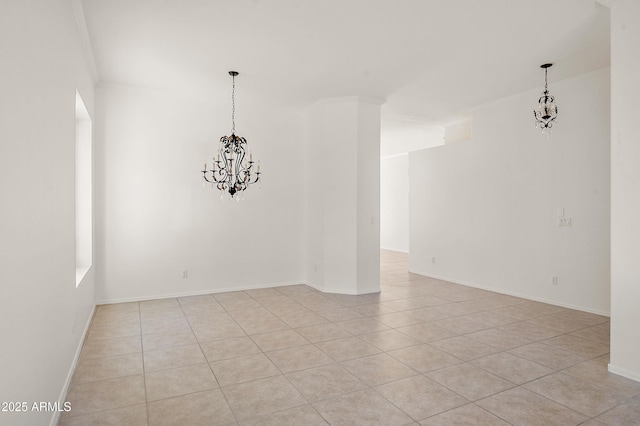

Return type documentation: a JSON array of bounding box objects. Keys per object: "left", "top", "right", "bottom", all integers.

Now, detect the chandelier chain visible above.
[
  {"left": 545, "top": 68, "right": 548, "bottom": 91},
  {"left": 231, "top": 74, "right": 236, "bottom": 134}
]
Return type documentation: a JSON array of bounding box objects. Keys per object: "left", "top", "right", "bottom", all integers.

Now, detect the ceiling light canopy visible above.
[{"left": 202, "top": 71, "right": 261, "bottom": 199}]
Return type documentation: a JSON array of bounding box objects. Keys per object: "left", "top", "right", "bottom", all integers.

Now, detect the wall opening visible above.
[{"left": 75, "top": 90, "right": 92, "bottom": 287}]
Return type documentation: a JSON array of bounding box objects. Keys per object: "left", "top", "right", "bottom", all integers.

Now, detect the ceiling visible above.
[{"left": 79, "top": 0, "right": 610, "bottom": 151}]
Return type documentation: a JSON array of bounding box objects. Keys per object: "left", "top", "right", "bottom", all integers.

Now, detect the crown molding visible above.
[{"left": 70, "top": 0, "right": 99, "bottom": 82}]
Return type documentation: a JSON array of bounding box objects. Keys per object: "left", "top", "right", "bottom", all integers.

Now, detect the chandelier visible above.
[
  {"left": 533, "top": 63, "right": 558, "bottom": 136},
  {"left": 202, "top": 71, "right": 260, "bottom": 199}
]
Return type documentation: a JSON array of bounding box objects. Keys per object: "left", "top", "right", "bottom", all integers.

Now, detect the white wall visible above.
[
  {"left": 410, "top": 69, "right": 610, "bottom": 314},
  {"left": 608, "top": 0, "right": 640, "bottom": 382},
  {"left": 95, "top": 85, "right": 305, "bottom": 303},
  {"left": 0, "top": 1, "right": 96, "bottom": 425},
  {"left": 380, "top": 154, "right": 409, "bottom": 252}
]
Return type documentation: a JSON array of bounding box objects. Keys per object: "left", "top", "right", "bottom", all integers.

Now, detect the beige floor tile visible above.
[
  {"left": 147, "top": 389, "right": 236, "bottom": 426},
  {"left": 387, "top": 343, "right": 461, "bottom": 373},
  {"left": 570, "top": 323, "right": 610, "bottom": 345},
  {"left": 518, "top": 300, "right": 567, "bottom": 316},
  {"left": 59, "top": 403, "right": 147, "bottom": 426},
  {"left": 595, "top": 404, "right": 640, "bottom": 425},
  {"left": 523, "top": 373, "right": 627, "bottom": 417},
  {"left": 278, "top": 310, "right": 328, "bottom": 328},
  {"left": 186, "top": 311, "right": 236, "bottom": 326},
  {"left": 222, "top": 375, "right": 307, "bottom": 421},
  {"left": 145, "top": 363, "right": 218, "bottom": 402},
  {"left": 229, "top": 306, "right": 280, "bottom": 322},
  {"left": 626, "top": 392, "right": 640, "bottom": 411},
  {"left": 91, "top": 309, "right": 140, "bottom": 328},
  {"left": 191, "top": 321, "right": 247, "bottom": 343},
  {"left": 419, "top": 403, "right": 510, "bottom": 426},
  {"left": 140, "top": 315, "right": 191, "bottom": 335},
  {"left": 341, "top": 353, "right": 418, "bottom": 386},
  {"left": 73, "top": 352, "right": 143, "bottom": 384},
  {"left": 64, "top": 252, "right": 637, "bottom": 426},
  {"left": 352, "top": 303, "right": 397, "bottom": 317},
  {"left": 471, "top": 352, "right": 553, "bottom": 384},
  {"left": 497, "top": 321, "right": 562, "bottom": 341},
  {"left": 236, "top": 316, "right": 290, "bottom": 335},
  {"left": 359, "top": 329, "right": 422, "bottom": 351},
  {"left": 317, "top": 307, "right": 364, "bottom": 322},
  {"left": 406, "top": 306, "right": 457, "bottom": 322},
  {"left": 142, "top": 329, "right": 197, "bottom": 351},
  {"left": 65, "top": 375, "right": 146, "bottom": 417},
  {"left": 143, "top": 344, "right": 206, "bottom": 372},
  {"left": 94, "top": 302, "right": 139, "bottom": 316},
  {"left": 563, "top": 358, "right": 640, "bottom": 398},
  {"left": 427, "top": 363, "right": 514, "bottom": 401},
  {"left": 374, "top": 375, "right": 468, "bottom": 420},
  {"left": 295, "top": 323, "right": 352, "bottom": 343},
  {"left": 396, "top": 323, "right": 456, "bottom": 343},
  {"left": 80, "top": 335, "right": 142, "bottom": 360},
  {"left": 466, "top": 328, "right": 531, "bottom": 351},
  {"left": 381, "top": 298, "right": 433, "bottom": 311},
  {"left": 430, "top": 335, "right": 497, "bottom": 361},
  {"left": 214, "top": 290, "right": 252, "bottom": 302},
  {"left": 286, "top": 363, "right": 366, "bottom": 402},
  {"left": 180, "top": 302, "right": 225, "bottom": 316},
  {"left": 314, "top": 336, "right": 380, "bottom": 361},
  {"left": 86, "top": 321, "right": 141, "bottom": 341},
  {"left": 508, "top": 342, "right": 586, "bottom": 370},
  {"left": 490, "top": 305, "right": 544, "bottom": 321},
  {"left": 219, "top": 298, "right": 263, "bottom": 312},
  {"left": 210, "top": 353, "right": 280, "bottom": 386},
  {"left": 313, "top": 389, "right": 413, "bottom": 426},
  {"left": 542, "top": 334, "right": 610, "bottom": 358},
  {"left": 459, "top": 311, "right": 519, "bottom": 327},
  {"left": 265, "top": 344, "right": 333, "bottom": 373},
  {"left": 463, "top": 294, "right": 526, "bottom": 310},
  {"left": 241, "top": 404, "right": 328, "bottom": 426},
  {"left": 373, "top": 312, "right": 423, "bottom": 328},
  {"left": 139, "top": 298, "right": 180, "bottom": 312},
  {"left": 200, "top": 336, "right": 261, "bottom": 362},
  {"left": 250, "top": 329, "right": 309, "bottom": 351},
  {"left": 477, "top": 387, "right": 588, "bottom": 426},
  {"left": 139, "top": 308, "right": 185, "bottom": 323},
  {"left": 335, "top": 317, "right": 390, "bottom": 335},
  {"left": 526, "top": 312, "right": 604, "bottom": 333},
  {"left": 178, "top": 294, "right": 223, "bottom": 310},
  {"left": 431, "top": 316, "right": 490, "bottom": 335}
]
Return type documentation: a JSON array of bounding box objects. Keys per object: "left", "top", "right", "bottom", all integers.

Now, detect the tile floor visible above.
[{"left": 59, "top": 250, "right": 640, "bottom": 425}]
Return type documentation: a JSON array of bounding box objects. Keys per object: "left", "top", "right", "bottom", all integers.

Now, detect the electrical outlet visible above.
[
  {"left": 182, "top": 270, "right": 188, "bottom": 279},
  {"left": 432, "top": 257, "right": 436, "bottom": 264},
  {"left": 551, "top": 276, "right": 558, "bottom": 285},
  {"left": 558, "top": 217, "right": 572, "bottom": 227}
]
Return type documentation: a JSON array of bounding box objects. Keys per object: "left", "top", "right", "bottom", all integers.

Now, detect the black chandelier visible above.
[
  {"left": 533, "top": 63, "right": 558, "bottom": 136},
  {"left": 202, "top": 71, "right": 260, "bottom": 199}
]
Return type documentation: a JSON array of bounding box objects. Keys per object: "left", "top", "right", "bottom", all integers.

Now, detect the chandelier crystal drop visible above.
[
  {"left": 533, "top": 63, "right": 558, "bottom": 137},
  {"left": 202, "top": 71, "right": 261, "bottom": 199}
]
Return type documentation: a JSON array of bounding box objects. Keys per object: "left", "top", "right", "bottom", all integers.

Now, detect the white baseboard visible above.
[
  {"left": 608, "top": 363, "right": 640, "bottom": 383},
  {"left": 409, "top": 269, "right": 611, "bottom": 317},
  {"left": 96, "top": 281, "right": 306, "bottom": 305},
  {"left": 50, "top": 304, "right": 96, "bottom": 426}
]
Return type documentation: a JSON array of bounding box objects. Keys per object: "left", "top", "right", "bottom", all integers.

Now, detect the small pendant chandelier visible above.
[
  {"left": 533, "top": 63, "right": 558, "bottom": 136},
  {"left": 202, "top": 71, "right": 261, "bottom": 199}
]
